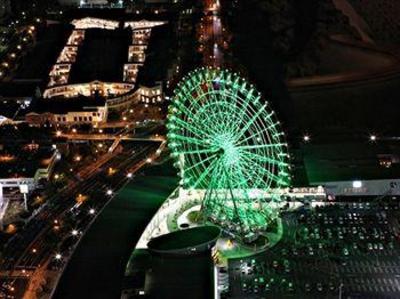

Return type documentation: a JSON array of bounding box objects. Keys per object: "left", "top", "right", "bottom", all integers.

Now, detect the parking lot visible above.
[{"left": 228, "top": 200, "right": 400, "bottom": 298}]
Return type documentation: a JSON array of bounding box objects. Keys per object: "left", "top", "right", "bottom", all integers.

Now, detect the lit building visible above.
[
  {"left": 26, "top": 96, "right": 108, "bottom": 126},
  {"left": 138, "top": 84, "right": 163, "bottom": 104}
]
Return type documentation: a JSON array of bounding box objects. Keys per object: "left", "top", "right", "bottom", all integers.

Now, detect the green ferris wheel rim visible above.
[{"left": 167, "top": 68, "right": 291, "bottom": 235}]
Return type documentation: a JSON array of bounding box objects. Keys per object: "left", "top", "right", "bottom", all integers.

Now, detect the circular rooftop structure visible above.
[{"left": 147, "top": 226, "right": 221, "bottom": 256}]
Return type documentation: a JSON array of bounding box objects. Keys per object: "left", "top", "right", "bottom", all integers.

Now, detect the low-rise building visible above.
[
  {"left": 0, "top": 145, "right": 58, "bottom": 226},
  {"left": 26, "top": 96, "right": 108, "bottom": 126},
  {"left": 0, "top": 82, "right": 37, "bottom": 125},
  {"left": 138, "top": 84, "right": 163, "bottom": 104}
]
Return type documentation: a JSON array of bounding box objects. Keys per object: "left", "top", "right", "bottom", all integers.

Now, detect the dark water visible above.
[{"left": 53, "top": 173, "right": 178, "bottom": 299}]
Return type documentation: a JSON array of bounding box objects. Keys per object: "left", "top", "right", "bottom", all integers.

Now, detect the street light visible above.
[
  {"left": 127, "top": 173, "right": 133, "bottom": 178},
  {"left": 89, "top": 208, "right": 95, "bottom": 215},
  {"left": 370, "top": 134, "right": 377, "bottom": 142},
  {"left": 55, "top": 253, "right": 62, "bottom": 260},
  {"left": 303, "top": 135, "right": 310, "bottom": 142},
  {"left": 72, "top": 229, "right": 79, "bottom": 236},
  {"left": 106, "top": 189, "right": 113, "bottom": 196}
]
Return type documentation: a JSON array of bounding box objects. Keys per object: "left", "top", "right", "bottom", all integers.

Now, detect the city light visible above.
[
  {"left": 106, "top": 189, "right": 113, "bottom": 195},
  {"left": 353, "top": 181, "right": 363, "bottom": 188},
  {"left": 89, "top": 208, "right": 95, "bottom": 215},
  {"left": 72, "top": 230, "right": 79, "bottom": 236},
  {"left": 303, "top": 135, "right": 310, "bottom": 142},
  {"left": 370, "top": 134, "right": 377, "bottom": 141},
  {"left": 127, "top": 173, "right": 133, "bottom": 178},
  {"left": 56, "top": 130, "right": 62, "bottom": 137},
  {"left": 55, "top": 253, "right": 62, "bottom": 260}
]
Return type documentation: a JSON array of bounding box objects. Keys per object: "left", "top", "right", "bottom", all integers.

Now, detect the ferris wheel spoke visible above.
[
  {"left": 236, "top": 90, "right": 260, "bottom": 126},
  {"left": 172, "top": 115, "right": 212, "bottom": 139},
  {"left": 211, "top": 109, "right": 237, "bottom": 136},
  {"left": 203, "top": 103, "right": 228, "bottom": 135},
  {"left": 236, "top": 122, "right": 280, "bottom": 146},
  {"left": 179, "top": 87, "right": 206, "bottom": 113},
  {"left": 237, "top": 143, "right": 286, "bottom": 151},
  {"left": 170, "top": 134, "right": 211, "bottom": 148},
  {"left": 239, "top": 154, "right": 288, "bottom": 183},
  {"left": 240, "top": 150, "right": 288, "bottom": 167},
  {"left": 236, "top": 104, "right": 268, "bottom": 140},
  {"left": 236, "top": 158, "right": 265, "bottom": 188},
  {"left": 191, "top": 155, "right": 224, "bottom": 189},
  {"left": 239, "top": 153, "right": 284, "bottom": 184},
  {"left": 177, "top": 148, "right": 219, "bottom": 156},
  {"left": 184, "top": 153, "right": 218, "bottom": 173},
  {"left": 228, "top": 163, "right": 251, "bottom": 191}
]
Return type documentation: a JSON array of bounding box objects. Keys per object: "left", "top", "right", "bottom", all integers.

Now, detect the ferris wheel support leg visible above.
[{"left": 223, "top": 166, "right": 245, "bottom": 237}]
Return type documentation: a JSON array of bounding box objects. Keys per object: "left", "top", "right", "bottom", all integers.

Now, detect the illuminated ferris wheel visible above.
[{"left": 167, "top": 68, "right": 290, "bottom": 235}]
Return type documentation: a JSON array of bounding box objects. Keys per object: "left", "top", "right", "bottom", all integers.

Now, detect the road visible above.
[
  {"left": 0, "top": 142, "right": 160, "bottom": 297},
  {"left": 199, "top": 0, "right": 225, "bottom": 67},
  {"left": 58, "top": 133, "right": 165, "bottom": 142}
]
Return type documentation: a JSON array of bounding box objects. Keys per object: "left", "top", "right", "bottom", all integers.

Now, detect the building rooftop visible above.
[
  {"left": 303, "top": 142, "right": 400, "bottom": 184},
  {"left": 0, "top": 145, "right": 55, "bottom": 179},
  {"left": 30, "top": 95, "right": 106, "bottom": 115},
  {"left": 135, "top": 23, "right": 172, "bottom": 87}
]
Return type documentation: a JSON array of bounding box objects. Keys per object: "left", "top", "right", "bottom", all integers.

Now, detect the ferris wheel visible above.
[{"left": 167, "top": 68, "right": 290, "bottom": 235}]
